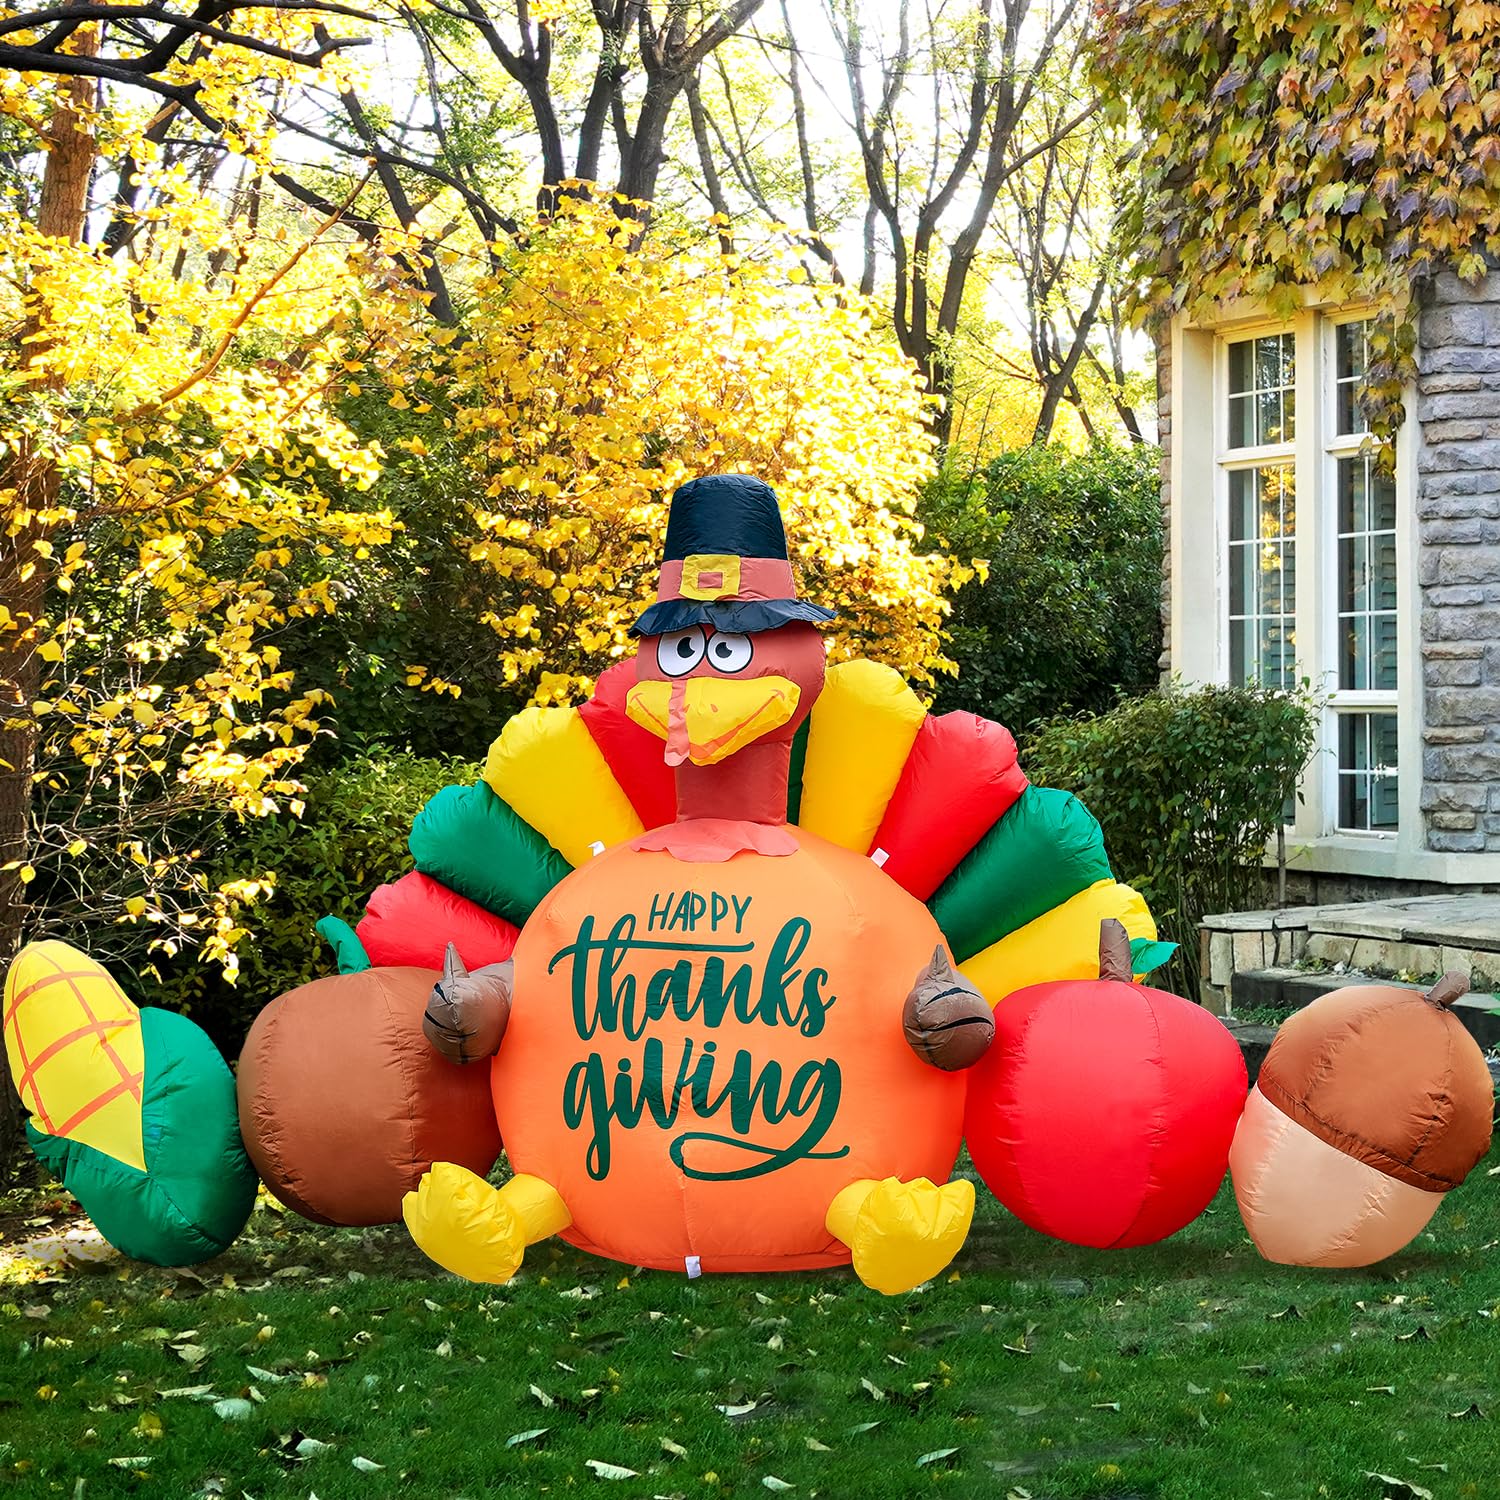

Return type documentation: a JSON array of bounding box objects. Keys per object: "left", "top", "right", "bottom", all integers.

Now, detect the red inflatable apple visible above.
[{"left": 964, "top": 920, "right": 1248, "bottom": 1248}]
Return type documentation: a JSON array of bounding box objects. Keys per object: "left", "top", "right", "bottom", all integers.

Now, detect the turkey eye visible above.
[
  {"left": 707, "top": 632, "right": 753, "bottom": 673},
  {"left": 657, "top": 627, "right": 706, "bottom": 677}
]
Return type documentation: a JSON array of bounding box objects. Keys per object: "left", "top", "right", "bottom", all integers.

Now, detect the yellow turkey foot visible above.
[
  {"left": 402, "top": 1164, "right": 571, "bottom": 1285},
  {"left": 826, "top": 1176, "right": 975, "bottom": 1295}
]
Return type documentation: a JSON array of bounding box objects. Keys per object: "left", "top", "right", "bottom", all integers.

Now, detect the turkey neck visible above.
[{"left": 674, "top": 738, "right": 791, "bottom": 826}]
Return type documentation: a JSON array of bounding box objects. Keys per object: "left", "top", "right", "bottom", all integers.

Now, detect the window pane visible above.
[
  {"left": 1337, "top": 456, "right": 1398, "bottom": 692},
  {"left": 1226, "top": 332, "right": 1295, "bottom": 447},
  {"left": 1334, "top": 320, "right": 1371, "bottom": 436},
  {"left": 1227, "top": 465, "right": 1296, "bottom": 689},
  {"left": 1228, "top": 340, "right": 1252, "bottom": 395},
  {"left": 1337, "top": 711, "right": 1398, "bottom": 832},
  {"left": 1228, "top": 393, "right": 1250, "bottom": 448}
]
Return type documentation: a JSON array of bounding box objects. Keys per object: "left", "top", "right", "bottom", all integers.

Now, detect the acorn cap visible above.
[{"left": 1257, "top": 975, "right": 1495, "bottom": 1194}]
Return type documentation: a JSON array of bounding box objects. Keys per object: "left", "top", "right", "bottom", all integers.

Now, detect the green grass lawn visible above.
[{"left": 2, "top": 1151, "right": 1497, "bottom": 1500}]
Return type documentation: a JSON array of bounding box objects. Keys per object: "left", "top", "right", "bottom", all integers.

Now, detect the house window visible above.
[
  {"left": 1327, "top": 320, "right": 1398, "bottom": 832},
  {"left": 1218, "top": 315, "right": 1399, "bottom": 835},
  {"left": 1224, "top": 333, "right": 1297, "bottom": 690}
]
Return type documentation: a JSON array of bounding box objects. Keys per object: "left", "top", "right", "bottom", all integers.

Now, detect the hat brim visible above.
[{"left": 630, "top": 598, "right": 837, "bottom": 638}]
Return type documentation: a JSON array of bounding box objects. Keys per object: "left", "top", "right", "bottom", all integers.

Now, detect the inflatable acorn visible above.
[
  {"left": 1230, "top": 973, "right": 1495, "bottom": 1268},
  {"left": 1, "top": 941, "right": 255, "bottom": 1266},
  {"left": 964, "top": 920, "right": 1248, "bottom": 1249}
]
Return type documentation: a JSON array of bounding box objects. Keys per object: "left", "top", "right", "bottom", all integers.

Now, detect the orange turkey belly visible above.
[{"left": 491, "top": 831, "right": 966, "bottom": 1273}]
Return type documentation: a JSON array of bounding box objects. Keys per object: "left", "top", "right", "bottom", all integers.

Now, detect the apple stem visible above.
[{"left": 1098, "top": 918, "right": 1133, "bottom": 983}]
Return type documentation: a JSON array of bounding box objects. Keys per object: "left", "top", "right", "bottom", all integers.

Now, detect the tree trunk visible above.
[{"left": 1, "top": 36, "right": 97, "bottom": 1179}]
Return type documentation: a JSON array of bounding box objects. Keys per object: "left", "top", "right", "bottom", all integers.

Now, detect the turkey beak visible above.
[{"left": 626, "top": 676, "right": 801, "bottom": 767}]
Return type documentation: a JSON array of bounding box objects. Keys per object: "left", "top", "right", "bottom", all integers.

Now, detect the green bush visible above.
[
  {"left": 1026, "top": 684, "right": 1318, "bottom": 997},
  {"left": 921, "top": 442, "right": 1164, "bottom": 733},
  {"left": 147, "top": 753, "right": 467, "bottom": 1051}
]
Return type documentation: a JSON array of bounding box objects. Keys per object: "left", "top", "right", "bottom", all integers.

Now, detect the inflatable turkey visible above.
[{"left": 384, "top": 474, "right": 1155, "bottom": 1293}]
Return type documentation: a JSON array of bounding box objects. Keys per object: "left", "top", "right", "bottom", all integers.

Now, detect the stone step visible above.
[{"left": 1228, "top": 967, "right": 1500, "bottom": 1050}]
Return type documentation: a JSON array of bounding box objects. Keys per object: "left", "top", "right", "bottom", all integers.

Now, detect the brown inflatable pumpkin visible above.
[
  {"left": 1230, "top": 974, "right": 1494, "bottom": 1267},
  {"left": 237, "top": 968, "right": 501, "bottom": 1226}
]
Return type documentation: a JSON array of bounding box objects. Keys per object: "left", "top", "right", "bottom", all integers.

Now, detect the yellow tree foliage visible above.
[
  {"left": 1, "top": 69, "right": 425, "bottom": 972},
  {"left": 414, "top": 202, "right": 969, "bottom": 707}
]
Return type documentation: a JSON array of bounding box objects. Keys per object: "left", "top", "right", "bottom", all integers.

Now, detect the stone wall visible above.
[
  {"left": 1156, "top": 331, "right": 1173, "bottom": 679},
  {"left": 1416, "top": 268, "right": 1500, "bottom": 852}
]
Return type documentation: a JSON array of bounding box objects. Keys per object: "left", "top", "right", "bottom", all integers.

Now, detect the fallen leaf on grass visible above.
[
  {"left": 762, "top": 1477, "right": 794, "bottom": 1491},
  {"left": 804, "top": 1437, "right": 831, "bottom": 1452},
  {"left": 507, "top": 1429, "right": 550, "bottom": 1449},
  {"left": 848, "top": 1421, "right": 881, "bottom": 1436},
  {"left": 247, "top": 1365, "right": 295, "bottom": 1384},
  {"left": 717, "top": 1400, "right": 760, "bottom": 1418},
  {"left": 1091, "top": 1402, "right": 1121, "bottom": 1412},
  {"left": 1269, "top": 1304, "right": 1302, "bottom": 1321},
  {"left": 174, "top": 1344, "right": 210, "bottom": 1371},
  {"left": 530, "top": 1384, "right": 555, "bottom": 1408},
  {"left": 584, "top": 1459, "right": 639, "bottom": 1480},
  {"left": 351, "top": 1456, "right": 384, "bottom": 1473},
  {"left": 1367, "top": 1386, "right": 1397, "bottom": 1396},
  {"left": 1396, "top": 1326, "right": 1431, "bottom": 1342},
  {"left": 158, "top": 1385, "right": 215, "bottom": 1401},
  {"left": 212, "top": 1399, "right": 252, "bottom": 1422},
  {"left": 107, "top": 1458, "right": 151, "bottom": 1470},
  {"left": 1362, "top": 1474, "right": 1433, "bottom": 1500},
  {"left": 859, "top": 1379, "right": 885, "bottom": 1402},
  {"left": 916, "top": 1449, "right": 959, "bottom": 1468},
  {"left": 1447, "top": 1403, "right": 1484, "bottom": 1420},
  {"left": 659, "top": 1437, "right": 688, "bottom": 1458},
  {"left": 295, "top": 1438, "right": 335, "bottom": 1459}
]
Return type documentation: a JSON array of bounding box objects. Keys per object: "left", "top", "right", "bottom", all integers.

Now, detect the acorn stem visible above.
[
  {"left": 1098, "top": 918, "right": 1134, "bottom": 983},
  {"left": 1423, "top": 970, "right": 1468, "bottom": 1009}
]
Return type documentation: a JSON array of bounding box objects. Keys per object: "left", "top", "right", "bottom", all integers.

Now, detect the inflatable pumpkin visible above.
[
  {"left": 394, "top": 475, "right": 1156, "bottom": 1295},
  {"left": 1, "top": 940, "right": 255, "bottom": 1265},
  {"left": 964, "top": 920, "right": 1248, "bottom": 1249},
  {"left": 236, "top": 967, "right": 501, "bottom": 1226},
  {"left": 1230, "top": 973, "right": 1494, "bottom": 1267}
]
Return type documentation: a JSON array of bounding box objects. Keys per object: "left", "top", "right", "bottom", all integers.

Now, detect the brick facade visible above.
[{"left": 1416, "top": 269, "right": 1500, "bottom": 853}]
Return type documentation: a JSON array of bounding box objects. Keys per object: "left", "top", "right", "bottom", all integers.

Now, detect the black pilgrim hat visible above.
[{"left": 630, "top": 474, "right": 837, "bottom": 638}]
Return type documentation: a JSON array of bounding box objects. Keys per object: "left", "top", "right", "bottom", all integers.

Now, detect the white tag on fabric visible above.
[
  {"left": 589, "top": 840, "right": 606, "bottom": 857},
  {"left": 684, "top": 1255, "right": 702, "bottom": 1279},
  {"left": 870, "top": 847, "right": 890, "bottom": 868}
]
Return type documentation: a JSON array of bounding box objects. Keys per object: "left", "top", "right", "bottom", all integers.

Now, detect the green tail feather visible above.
[
  {"left": 785, "top": 717, "right": 810, "bottom": 824},
  {"left": 928, "top": 785, "right": 1113, "bottom": 963},
  {"left": 410, "top": 780, "right": 572, "bottom": 927}
]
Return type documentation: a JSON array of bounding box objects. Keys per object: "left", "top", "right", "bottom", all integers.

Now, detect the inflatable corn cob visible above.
[{"left": 3, "top": 940, "right": 256, "bottom": 1265}]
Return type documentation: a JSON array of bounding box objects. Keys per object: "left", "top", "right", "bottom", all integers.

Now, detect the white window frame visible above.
[
  {"left": 1169, "top": 298, "right": 1438, "bottom": 878},
  {"left": 1320, "top": 311, "right": 1399, "bottom": 838}
]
